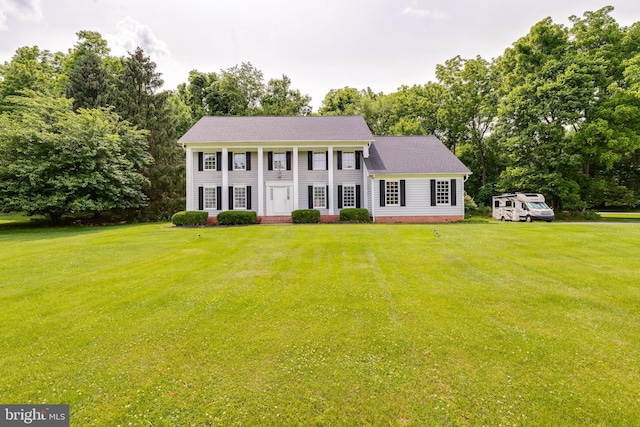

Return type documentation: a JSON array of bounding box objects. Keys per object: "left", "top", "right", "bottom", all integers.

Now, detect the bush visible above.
[
  {"left": 217, "top": 211, "right": 257, "bottom": 225},
  {"left": 172, "top": 211, "right": 209, "bottom": 226},
  {"left": 339, "top": 208, "right": 371, "bottom": 223},
  {"left": 292, "top": 209, "right": 320, "bottom": 224},
  {"left": 584, "top": 209, "right": 601, "bottom": 221}
]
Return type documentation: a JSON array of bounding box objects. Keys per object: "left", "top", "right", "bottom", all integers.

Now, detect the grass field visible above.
[{"left": 1, "top": 220, "right": 639, "bottom": 426}]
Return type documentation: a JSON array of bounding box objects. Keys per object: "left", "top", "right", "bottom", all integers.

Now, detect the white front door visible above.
[{"left": 267, "top": 185, "right": 294, "bottom": 215}]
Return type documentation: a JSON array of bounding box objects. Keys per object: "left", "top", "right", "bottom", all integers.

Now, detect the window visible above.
[
  {"left": 273, "top": 152, "right": 286, "bottom": 170},
  {"left": 313, "top": 152, "right": 326, "bottom": 170},
  {"left": 343, "top": 185, "right": 356, "bottom": 208},
  {"left": 436, "top": 180, "right": 450, "bottom": 205},
  {"left": 204, "top": 153, "right": 216, "bottom": 170},
  {"left": 203, "top": 187, "right": 216, "bottom": 209},
  {"left": 342, "top": 152, "right": 355, "bottom": 169},
  {"left": 386, "top": 180, "right": 400, "bottom": 206},
  {"left": 233, "top": 153, "right": 246, "bottom": 170},
  {"left": 234, "top": 186, "right": 247, "bottom": 209},
  {"left": 313, "top": 185, "right": 326, "bottom": 208}
]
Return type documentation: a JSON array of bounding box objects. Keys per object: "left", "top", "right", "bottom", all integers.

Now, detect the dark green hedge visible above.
[
  {"left": 172, "top": 211, "right": 209, "bottom": 226},
  {"left": 339, "top": 208, "right": 371, "bottom": 223},
  {"left": 217, "top": 210, "right": 257, "bottom": 225},
  {"left": 292, "top": 209, "right": 320, "bottom": 224}
]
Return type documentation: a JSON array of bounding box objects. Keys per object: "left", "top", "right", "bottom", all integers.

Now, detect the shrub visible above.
[
  {"left": 339, "top": 208, "right": 371, "bottom": 223},
  {"left": 217, "top": 211, "right": 257, "bottom": 225},
  {"left": 584, "top": 209, "right": 601, "bottom": 221},
  {"left": 172, "top": 211, "right": 209, "bottom": 226},
  {"left": 292, "top": 209, "right": 320, "bottom": 224}
]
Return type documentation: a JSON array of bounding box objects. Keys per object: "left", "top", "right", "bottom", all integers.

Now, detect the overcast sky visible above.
[{"left": 2, "top": 0, "right": 640, "bottom": 110}]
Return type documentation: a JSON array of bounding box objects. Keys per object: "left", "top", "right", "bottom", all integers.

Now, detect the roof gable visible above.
[
  {"left": 365, "top": 136, "right": 471, "bottom": 175},
  {"left": 178, "top": 116, "right": 374, "bottom": 143}
]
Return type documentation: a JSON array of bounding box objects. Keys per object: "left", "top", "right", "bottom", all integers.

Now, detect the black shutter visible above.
[
  {"left": 247, "top": 186, "right": 252, "bottom": 210},
  {"left": 268, "top": 152, "right": 273, "bottom": 171},
  {"left": 356, "top": 151, "right": 362, "bottom": 170},
  {"left": 228, "top": 186, "right": 234, "bottom": 210},
  {"left": 198, "top": 152, "right": 203, "bottom": 171},
  {"left": 228, "top": 152, "right": 233, "bottom": 171},
  {"left": 308, "top": 186, "right": 313, "bottom": 209},
  {"left": 338, "top": 185, "right": 343, "bottom": 209},
  {"left": 326, "top": 185, "right": 329, "bottom": 208},
  {"left": 286, "top": 151, "right": 292, "bottom": 170},
  {"left": 216, "top": 152, "right": 222, "bottom": 171},
  {"left": 337, "top": 151, "right": 342, "bottom": 170},
  {"left": 400, "top": 180, "right": 406, "bottom": 207},
  {"left": 216, "top": 186, "right": 222, "bottom": 210},
  {"left": 356, "top": 185, "right": 361, "bottom": 208},
  {"left": 198, "top": 186, "right": 204, "bottom": 210},
  {"left": 430, "top": 179, "right": 437, "bottom": 206},
  {"left": 246, "top": 152, "right": 251, "bottom": 171},
  {"left": 306, "top": 151, "right": 312, "bottom": 170},
  {"left": 325, "top": 152, "right": 329, "bottom": 170},
  {"left": 380, "top": 180, "right": 386, "bottom": 207},
  {"left": 451, "top": 179, "right": 457, "bottom": 206}
]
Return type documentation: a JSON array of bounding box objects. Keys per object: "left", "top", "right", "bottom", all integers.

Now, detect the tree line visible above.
[{"left": 1, "top": 6, "right": 639, "bottom": 222}]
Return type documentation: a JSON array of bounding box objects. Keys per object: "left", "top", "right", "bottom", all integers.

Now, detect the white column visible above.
[
  {"left": 185, "top": 147, "right": 194, "bottom": 211},
  {"left": 362, "top": 159, "right": 368, "bottom": 212},
  {"left": 293, "top": 146, "right": 299, "bottom": 210},
  {"left": 327, "top": 146, "right": 334, "bottom": 215},
  {"left": 222, "top": 148, "right": 229, "bottom": 211},
  {"left": 257, "top": 147, "right": 264, "bottom": 216}
]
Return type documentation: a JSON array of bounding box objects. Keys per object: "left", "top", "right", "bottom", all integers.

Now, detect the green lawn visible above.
[{"left": 1, "top": 221, "right": 639, "bottom": 426}]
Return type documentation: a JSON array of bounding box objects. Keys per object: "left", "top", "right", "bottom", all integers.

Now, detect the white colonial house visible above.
[{"left": 178, "top": 116, "right": 471, "bottom": 224}]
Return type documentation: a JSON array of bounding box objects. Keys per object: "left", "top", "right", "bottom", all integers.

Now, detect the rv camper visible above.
[{"left": 492, "top": 193, "right": 555, "bottom": 222}]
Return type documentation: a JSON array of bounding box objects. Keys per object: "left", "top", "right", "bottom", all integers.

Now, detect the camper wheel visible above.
[{"left": 525, "top": 215, "right": 532, "bottom": 222}]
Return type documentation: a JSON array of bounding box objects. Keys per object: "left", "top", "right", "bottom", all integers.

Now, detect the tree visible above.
[
  {"left": 65, "top": 31, "right": 116, "bottom": 110},
  {"left": 435, "top": 55, "right": 500, "bottom": 198},
  {"left": 261, "top": 75, "right": 311, "bottom": 115},
  {"left": 112, "top": 48, "right": 186, "bottom": 220},
  {"left": 0, "top": 46, "right": 64, "bottom": 108},
  {"left": 0, "top": 92, "right": 152, "bottom": 222},
  {"left": 318, "top": 87, "right": 362, "bottom": 115}
]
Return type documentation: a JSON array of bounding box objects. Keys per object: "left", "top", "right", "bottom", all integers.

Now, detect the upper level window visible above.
[
  {"left": 386, "top": 181, "right": 399, "bottom": 206},
  {"left": 234, "top": 153, "right": 246, "bottom": 171},
  {"left": 273, "top": 152, "right": 286, "bottom": 171},
  {"left": 342, "top": 152, "right": 355, "bottom": 169},
  {"left": 204, "top": 153, "right": 216, "bottom": 170},
  {"left": 313, "top": 152, "right": 326, "bottom": 170},
  {"left": 436, "top": 180, "right": 450, "bottom": 205}
]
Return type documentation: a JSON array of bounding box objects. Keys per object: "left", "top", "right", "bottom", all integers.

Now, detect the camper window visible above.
[
  {"left": 506, "top": 201, "right": 512, "bottom": 207},
  {"left": 494, "top": 200, "right": 500, "bottom": 208}
]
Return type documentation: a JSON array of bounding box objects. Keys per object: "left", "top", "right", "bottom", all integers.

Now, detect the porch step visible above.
[{"left": 259, "top": 215, "right": 293, "bottom": 225}]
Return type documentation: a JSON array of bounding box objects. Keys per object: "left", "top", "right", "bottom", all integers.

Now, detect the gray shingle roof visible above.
[
  {"left": 365, "top": 136, "right": 471, "bottom": 175},
  {"left": 178, "top": 116, "right": 374, "bottom": 143}
]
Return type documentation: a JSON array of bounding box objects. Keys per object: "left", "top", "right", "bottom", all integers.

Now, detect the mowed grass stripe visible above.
[{"left": 1, "top": 222, "right": 639, "bottom": 425}]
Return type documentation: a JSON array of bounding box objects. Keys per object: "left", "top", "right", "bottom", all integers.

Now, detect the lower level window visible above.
[
  {"left": 343, "top": 185, "right": 356, "bottom": 208},
  {"left": 386, "top": 180, "right": 399, "bottom": 206},
  {"left": 234, "top": 186, "right": 247, "bottom": 209},
  {"left": 204, "top": 187, "right": 216, "bottom": 209},
  {"left": 313, "top": 186, "right": 326, "bottom": 209},
  {"left": 436, "top": 180, "right": 450, "bottom": 205}
]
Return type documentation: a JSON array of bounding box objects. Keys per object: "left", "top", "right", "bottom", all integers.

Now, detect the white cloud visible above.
[
  {"left": 401, "top": 0, "right": 448, "bottom": 21},
  {"left": 110, "top": 16, "right": 171, "bottom": 61},
  {"left": 0, "top": 0, "right": 43, "bottom": 31}
]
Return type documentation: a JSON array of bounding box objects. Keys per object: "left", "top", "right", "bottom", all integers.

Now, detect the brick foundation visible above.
[
  {"left": 373, "top": 215, "right": 464, "bottom": 224},
  {"left": 206, "top": 216, "right": 218, "bottom": 225},
  {"left": 320, "top": 215, "right": 340, "bottom": 224}
]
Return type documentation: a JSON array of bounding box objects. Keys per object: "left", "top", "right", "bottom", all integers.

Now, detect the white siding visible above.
[{"left": 371, "top": 177, "right": 465, "bottom": 217}]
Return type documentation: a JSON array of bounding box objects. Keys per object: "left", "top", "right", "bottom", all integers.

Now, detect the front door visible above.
[{"left": 267, "top": 185, "right": 293, "bottom": 215}]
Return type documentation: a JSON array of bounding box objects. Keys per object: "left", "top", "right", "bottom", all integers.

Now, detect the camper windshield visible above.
[{"left": 527, "top": 202, "right": 549, "bottom": 209}]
